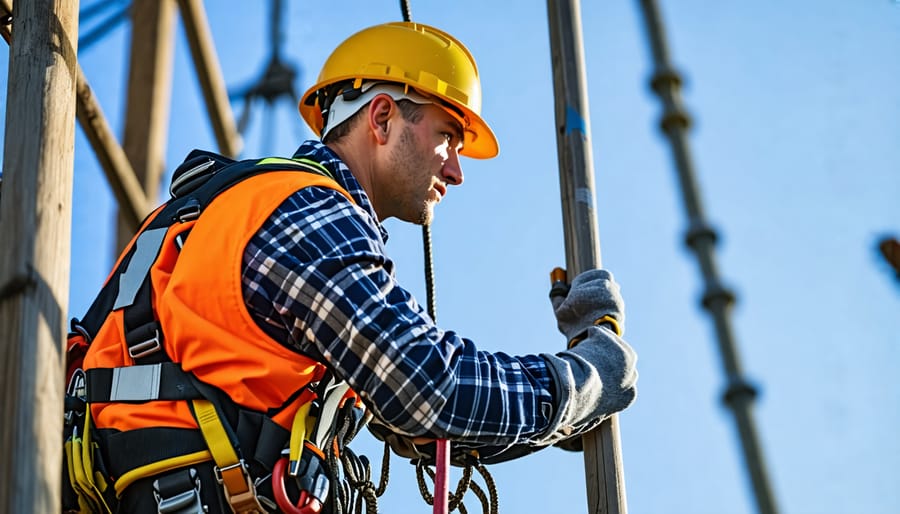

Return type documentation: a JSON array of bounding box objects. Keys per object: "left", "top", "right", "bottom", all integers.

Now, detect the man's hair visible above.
[{"left": 323, "top": 98, "right": 426, "bottom": 144}]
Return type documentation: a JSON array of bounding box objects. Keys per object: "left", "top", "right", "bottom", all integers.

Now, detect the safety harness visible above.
[{"left": 63, "top": 150, "right": 371, "bottom": 514}]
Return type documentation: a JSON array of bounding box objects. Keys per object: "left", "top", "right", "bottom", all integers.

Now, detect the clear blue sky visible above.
[{"left": 3, "top": 1, "right": 899, "bottom": 513}]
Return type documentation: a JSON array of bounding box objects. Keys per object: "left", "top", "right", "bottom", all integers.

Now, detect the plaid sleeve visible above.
[{"left": 242, "top": 186, "right": 556, "bottom": 444}]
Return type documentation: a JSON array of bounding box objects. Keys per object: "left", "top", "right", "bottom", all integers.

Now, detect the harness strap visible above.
[
  {"left": 193, "top": 399, "right": 265, "bottom": 513},
  {"left": 116, "top": 450, "right": 212, "bottom": 498},
  {"left": 117, "top": 227, "right": 170, "bottom": 364},
  {"left": 86, "top": 363, "right": 202, "bottom": 403},
  {"left": 66, "top": 409, "right": 113, "bottom": 513}
]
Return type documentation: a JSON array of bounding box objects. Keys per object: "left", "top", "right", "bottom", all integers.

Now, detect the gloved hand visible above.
[
  {"left": 367, "top": 420, "right": 432, "bottom": 462},
  {"left": 538, "top": 269, "right": 637, "bottom": 446},
  {"left": 551, "top": 269, "right": 625, "bottom": 345},
  {"left": 367, "top": 421, "right": 480, "bottom": 467}
]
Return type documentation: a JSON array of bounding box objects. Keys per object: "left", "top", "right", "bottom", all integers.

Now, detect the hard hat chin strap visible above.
[{"left": 321, "top": 82, "right": 435, "bottom": 140}]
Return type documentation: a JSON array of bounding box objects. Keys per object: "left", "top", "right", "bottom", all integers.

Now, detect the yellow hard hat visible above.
[{"left": 300, "top": 22, "right": 499, "bottom": 159}]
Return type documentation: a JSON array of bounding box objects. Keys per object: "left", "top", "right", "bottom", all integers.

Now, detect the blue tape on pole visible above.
[
  {"left": 565, "top": 105, "right": 587, "bottom": 137},
  {"left": 575, "top": 187, "right": 594, "bottom": 209}
]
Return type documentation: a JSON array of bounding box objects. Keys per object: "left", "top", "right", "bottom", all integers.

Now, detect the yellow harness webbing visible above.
[{"left": 193, "top": 399, "right": 266, "bottom": 513}]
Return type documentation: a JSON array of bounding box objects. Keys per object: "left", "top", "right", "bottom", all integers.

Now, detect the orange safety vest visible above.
[
  {"left": 64, "top": 152, "right": 364, "bottom": 513},
  {"left": 85, "top": 169, "right": 351, "bottom": 433}
]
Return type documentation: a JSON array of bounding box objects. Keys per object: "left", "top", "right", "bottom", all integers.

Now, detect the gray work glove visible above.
[
  {"left": 538, "top": 269, "right": 637, "bottom": 447},
  {"left": 552, "top": 269, "right": 625, "bottom": 345}
]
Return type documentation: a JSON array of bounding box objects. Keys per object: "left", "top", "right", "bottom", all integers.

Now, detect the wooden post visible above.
[
  {"left": 0, "top": 0, "right": 79, "bottom": 512},
  {"left": 75, "top": 66, "right": 150, "bottom": 228},
  {"left": 116, "top": 0, "right": 176, "bottom": 251},
  {"left": 177, "top": 0, "right": 243, "bottom": 158},
  {"left": 547, "top": 1, "right": 628, "bottom": 512}
]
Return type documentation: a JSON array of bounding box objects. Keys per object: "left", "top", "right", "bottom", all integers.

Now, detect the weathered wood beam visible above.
[
  {"left": 116, "top": 0, "right": 176, "bottom": 251},
  {"left": 177, "top": 0, "right": 242, "bottom": 158},
  {"left": 75, "top": 67, "right": 150, "bottom": 228},
  {"left": 0, "top": 0, "right": 78, "bottom": 511}
]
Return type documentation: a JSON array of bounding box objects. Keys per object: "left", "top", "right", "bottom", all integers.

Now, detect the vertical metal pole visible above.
[
  {"left": 0, "top": 0, "right": 79, "bottom": 511},
  {"left": 636, "top": 1, "right": 778, "bottom": 513},
  {"left": 547, "top": 1, "right": 628, "bottom": 513}
]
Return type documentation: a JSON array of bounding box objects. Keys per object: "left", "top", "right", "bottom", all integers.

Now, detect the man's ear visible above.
[{"left": 367, "top": 94, "right": 394, "bottom": 145}]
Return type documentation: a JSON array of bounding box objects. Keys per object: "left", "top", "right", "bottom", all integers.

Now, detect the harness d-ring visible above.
[{"left": 272, "top": 457, "right": 323, "bottom": 514}]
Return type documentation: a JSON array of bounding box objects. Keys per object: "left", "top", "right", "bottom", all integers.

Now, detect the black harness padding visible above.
[{"left": 99, "top": 427, "right": 210, "bottom": 480}]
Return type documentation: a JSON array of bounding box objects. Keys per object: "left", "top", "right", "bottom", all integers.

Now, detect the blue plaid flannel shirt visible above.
[{"left": 241, "top": 140, "right": 555, "bottom": 446}]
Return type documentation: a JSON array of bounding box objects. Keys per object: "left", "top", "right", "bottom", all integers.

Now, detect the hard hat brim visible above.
[{"left": 456, "top": 106, "right": 499, "bottom": 160}]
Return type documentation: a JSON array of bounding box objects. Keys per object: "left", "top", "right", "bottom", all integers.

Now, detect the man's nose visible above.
[{"left": 442, "top": 148, "right": 464, "bottom": 186}]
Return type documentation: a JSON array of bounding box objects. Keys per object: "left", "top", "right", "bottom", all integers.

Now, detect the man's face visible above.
[{"left": 384, "top": 103, "right": 465, "bottom": 225}]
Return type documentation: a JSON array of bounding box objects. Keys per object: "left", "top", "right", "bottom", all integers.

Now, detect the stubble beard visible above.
[{"left": 390, "top": 125, "right": 436, "bottom": 226}]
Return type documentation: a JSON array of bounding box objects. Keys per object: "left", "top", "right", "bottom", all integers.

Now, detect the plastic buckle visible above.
[
  {"left": 128, "top": 328, "right": 162, "bottom": 359},
  {"left": 70, "top": 318, "right": 92, "bottom": 342},
  {"left": 215, "top": 460, "right": 265, "bottom": 514},
  {"left": 64, "top": 369, "right": 87, "bottom": 425},
  {"left": 176, "top": 199, "right": 202, "bottom": 223},
  {"left": 153, "top": 468, "right": 205, "bottom": 514}
]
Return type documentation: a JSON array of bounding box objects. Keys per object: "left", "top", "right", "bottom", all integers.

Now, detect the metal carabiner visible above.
[{"left": 272, "top": 457, "right": 323, "bottom": 514}]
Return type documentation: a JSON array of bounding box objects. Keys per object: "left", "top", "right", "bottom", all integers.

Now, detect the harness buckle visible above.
[
  {"left": 153, "top": 468, "right": 206, "bottom": 514},
  {"left": 176, "top": 199, "right": 202, "bottom": 223},
  {"left": 64, "top": 369, "right": 87, "bottom": 425},
  {"left": 214, "top": 460, "right": 266, "bottom": 514},
  {"left": 128, "top": 328, "right": 162, "bottom": 359}
]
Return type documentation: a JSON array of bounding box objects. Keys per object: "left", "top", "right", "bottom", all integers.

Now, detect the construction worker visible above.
[{"left": 65, "top": 21, "right": 637, "bottom": 514}]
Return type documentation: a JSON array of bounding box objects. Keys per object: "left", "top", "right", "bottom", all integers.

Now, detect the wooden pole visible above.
[
  {"left": 176, "top": 0, "right": 242, "bottom": 158},
  {"left": 0, "top": 0, "right": 79, "bottom": 512},
  {"left": 75, "top": 66, "right": 150, "bottom": 228},
  {"left": 115, "top": 0, "right": 176, "bottom": 251},
  {"left": 546, "top": 1, "right": 628, "bottom": 513}
]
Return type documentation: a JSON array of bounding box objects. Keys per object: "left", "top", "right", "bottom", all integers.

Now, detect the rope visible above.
[
  {"left": 414, "top": 459, "right": 435, "bottom": 506},
  {"left": 375, "top": 441, "right": 391, "bottom": 497},
  {"left": 414, "top": 457, "right": 499, "bottom": 514},
  {"left": 401, "top": 3, "right": 500, "bottom": 514},
  {"left": 325, "top": 439, "right": 346, "bottom": 514},
  {"left": 467, "top": 482, "right": 488, "bottom": 514},
  {"left": 399, "top": 0, "right": 412, "bottom": 22},
  {"left": 328, "top": 404, "right": 395, "bottom": 514},
  {"left": 422, "top": 224, "right": 438, "bottom": 322},
  {"left": 474, "top": 463, "right": 499, "bottom": 514},
  {"left": 342, "top": 449, "right": 379, "bottom": 514}
]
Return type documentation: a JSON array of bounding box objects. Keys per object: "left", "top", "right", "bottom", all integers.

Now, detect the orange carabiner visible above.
[{"left": 272, "top": 457, "right": 324, "bottom": 514}]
